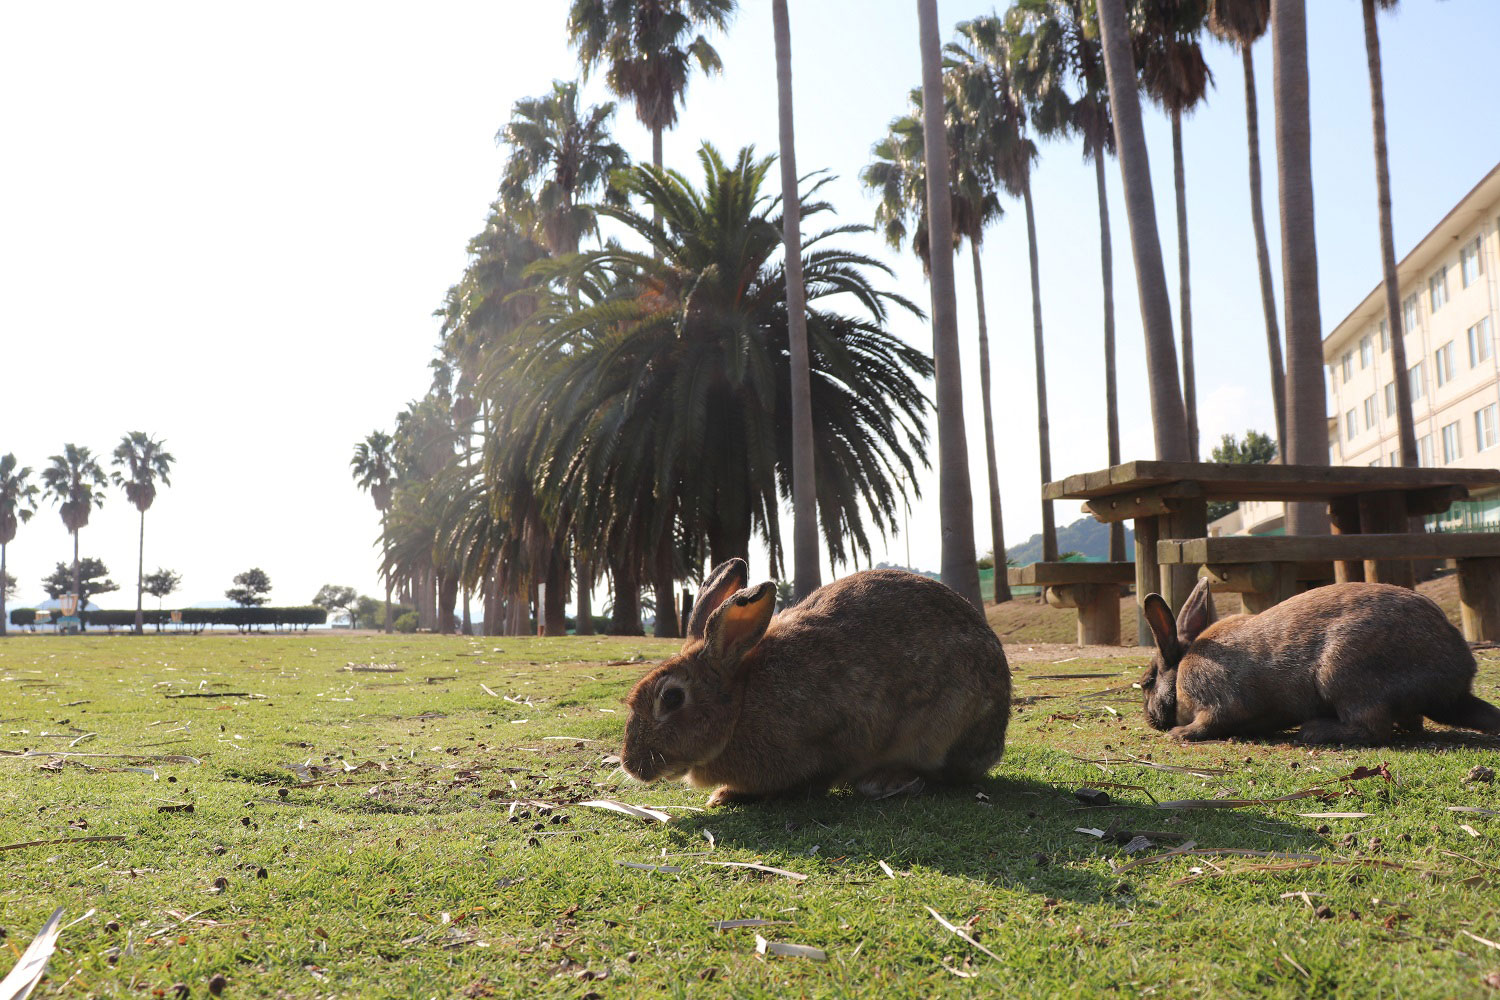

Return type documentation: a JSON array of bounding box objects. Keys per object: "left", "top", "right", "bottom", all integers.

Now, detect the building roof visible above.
[{"left": 1324, "top": 160, "right": 1500, "bottom": 358}]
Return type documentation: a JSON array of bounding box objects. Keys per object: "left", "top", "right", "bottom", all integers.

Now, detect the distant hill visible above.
[{"left": 1005, "top": 517, "right": 1135, "bottom": 565}]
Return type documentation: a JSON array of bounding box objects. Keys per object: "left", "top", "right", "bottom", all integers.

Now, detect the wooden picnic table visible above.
[{"left": 1044, "top": 460, "right": 1500, "bottom": 643}]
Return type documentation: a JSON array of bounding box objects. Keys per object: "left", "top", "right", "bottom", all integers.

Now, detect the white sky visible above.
[{"left": 2, "top": 1, "right": 1497, "bottom": 615}]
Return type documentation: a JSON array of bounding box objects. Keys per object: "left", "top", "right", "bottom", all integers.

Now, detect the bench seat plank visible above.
[
  {"left": 1157, "top": 533, "right": 1500, "bottom": 565},
  {"left": 1006, "top": 561, "right": 1137, "bottom": 587}
]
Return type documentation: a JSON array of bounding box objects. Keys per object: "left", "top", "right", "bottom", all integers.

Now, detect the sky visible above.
[{"left": 2, "top": 1, "right": 1498, "bottom": 616}]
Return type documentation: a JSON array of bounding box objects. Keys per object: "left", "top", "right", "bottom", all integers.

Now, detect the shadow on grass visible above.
[{"left": 665, "top": 771, "right": 1313, "bottom": 908}]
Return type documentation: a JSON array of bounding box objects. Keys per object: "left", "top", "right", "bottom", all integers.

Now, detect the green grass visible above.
[{"left": 2, "top": 632, "right": 1498, "bottom": 998}]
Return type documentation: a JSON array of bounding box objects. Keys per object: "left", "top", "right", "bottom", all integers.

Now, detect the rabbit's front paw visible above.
[{"left": 707, "top": 785, "right": 760, "bottom": 808}]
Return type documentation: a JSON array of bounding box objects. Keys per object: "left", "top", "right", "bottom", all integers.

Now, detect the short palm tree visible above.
[
  {"left": 351, "top": 431, "right": 396, "bottom": 632},
  {"left": 111, "top": 432, "right": 174, "bottom": 635},
  {"left": 41, "top": 444, "right": 108, "bottom": 607},
  {"left": 1207, "top": 0, "right": 1286, "bottom": 454},
  {"left": 567, "top": 0, "right": 737, "bottom": 169},
  {"left": 1, "top": 454, "right": 39, "bottom": 638}
]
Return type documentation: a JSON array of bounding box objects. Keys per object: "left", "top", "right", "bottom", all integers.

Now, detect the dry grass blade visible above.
[
  {"left": 1459, "top": 929, "right": 1500, "bottom": 952},
  {"left": 579, "top": 800, "right": 671, "bottom": 823},
  {"left": 1113, "top": 846, "right": 1323, "bottom": 873},
  {"left": 479, "top": 683, "right": 499, "bottom": 697},
  {"left": 0, "top": 906, "right": 63, "bottom": 1000},
  {"left": 878, "top": 860, "right": 897, "bottom": 879},
  {"left": 1072, "top": 754, "right": 1229, "bottom": 778},
  {"left": 615, "top": 861, "right": 682, "bottom": 874},
  {"left": 754, "top": 934, "right": 826, "bottom": 961},
  {"left": 705, "top": 861, "right": 808, "bottom": 881},
  {"left": 16, "top": 751, "right": 200, "bottom": 765},
  {"left": 163, "top": 691, "right": 250, "bottom": 699},
  {"left": 1029, "top": 673, "right": 1120, "bottom": 680},
  {"left": 1297, "top": 812, "right": 1373, "bottom": 819},
  {"left": 1448, "top": 806, "right": 1500, "bottom": 816},
  {"left": 925, "top": 906, "right": 1001, "bottom": 964},
  {"left": 1, "top": 836, "right": 127, "bottom": 853},
  {"left": 710, "top": 919, "right": 789, "bottom": 931}
]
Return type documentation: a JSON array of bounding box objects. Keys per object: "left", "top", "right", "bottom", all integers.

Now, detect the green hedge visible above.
[{"left": 8, "top": 606, "right": 328, "bottom": 630}]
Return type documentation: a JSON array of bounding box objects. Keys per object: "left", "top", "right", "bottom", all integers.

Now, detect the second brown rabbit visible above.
[{"left": 1141, "top": 577, "right": 1500, "bottom": 744}]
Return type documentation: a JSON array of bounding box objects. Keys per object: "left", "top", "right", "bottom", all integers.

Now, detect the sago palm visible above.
[{"left": 111, "top": 432, "right": 174, "bottom": 635}]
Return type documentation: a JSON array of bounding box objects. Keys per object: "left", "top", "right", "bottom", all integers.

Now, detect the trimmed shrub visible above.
[
  {"left": 9, "top": 607, "right": 328, "bottom": 631},
  {"left": 393, "top": 612, "right": 419, "bottom": 634}
]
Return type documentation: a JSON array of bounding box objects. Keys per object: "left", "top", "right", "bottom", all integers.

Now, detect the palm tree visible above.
[
  {"left": 1134, "top": 0, "right": 1213, "bottom": 459},
  {"left": 772, "top": 0, "right": 820, "bottom": 602},
  {"left": 0, "top": 454, "right": 39, "bottom": 638},
  {"left": 111, "top": 432, "right": 174, "bottom": 635},
  {"left": 41, "top": 444, "right": 108, "bottom": 606},
  {"left": 1271, "top": 0, "right": 1328, "bottom": 533},
  {"left": 1095, "top": 0, "right": 1190, "bottom": 461},
  {"left": 1207, "top": 0, "right": 1286, "bottom": 454},
  {"left": 567, "top": 0, "right": 736, "bottom": 170},
  {"left": 1001, "top": 0, "right": 1126, "bottom": 561},
  {"left": 351, "top": 431, "right": 396, "bottom": 632},
  {"left": 916, "top": 0, "right": 983, "bottom": 611},
  {"left": 1361, "top": 0, "right": 1417, "bottom": 469}
]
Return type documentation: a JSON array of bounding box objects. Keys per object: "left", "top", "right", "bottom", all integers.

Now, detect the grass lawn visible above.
[{"left": 2, "top": 629, "right": 1498, "bottom": 998}]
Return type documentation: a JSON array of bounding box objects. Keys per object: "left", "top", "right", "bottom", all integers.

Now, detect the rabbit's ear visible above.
[
  {"left": 685, "top": 559, "right": 749, "bottom": 643},
  {"left": 1176, "top": 576, "right": 1214, "bottom": 644},
  {"left": 1143, "top": 592, "right": 1178, "bottom": 658},
  {"left": 703, "top": 581, "right": 776, "bottom": 669}
]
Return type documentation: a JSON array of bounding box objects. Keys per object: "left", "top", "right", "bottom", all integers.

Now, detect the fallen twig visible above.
[
  {"left": 1, "top": 836, "right": 128, "bottom": 853},
  {"left": 705, "top": 861, "right": 808, "bottom": 881},
  {"left": 925, "top": 906, "right": 1001, "bottom": 964}
]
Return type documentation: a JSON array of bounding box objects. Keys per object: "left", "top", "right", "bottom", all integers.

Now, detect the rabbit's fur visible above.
[
  {"left": 1141, "top": 577, "right": 1500, "bottom": 745},
  {"left": 621, "top": 559, "right": 1011, "bottom": 806}
]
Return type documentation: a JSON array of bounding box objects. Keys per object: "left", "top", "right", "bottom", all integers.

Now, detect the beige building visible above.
[{"left": 1323, "top": 161, "right": 1500, "bottom": 528}]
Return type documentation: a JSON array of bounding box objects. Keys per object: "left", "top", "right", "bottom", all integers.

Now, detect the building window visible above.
[
  {"left": 1389, "top": 449, "right": 1399, "bottom": 467},
  {"left": 1461, "top": 235, "right": 1484, "bottom": 288},
  {"left": 1441, "top": 421, "right": 1462, "bottom": 464},
  {"left": 1429, "top": 266, "right": 1448, "bottom": 312},
  {"left": 1436, "top": 342, "right": 1456, "bottom": 387},
  {"left": 1341, "top": 351, "right": 1353, "bottom": 382},
  {"left": 1346, "top": 409, "right": 1358, "bottom": 440},
  {"left": 1418, "top": 434, "right": 1434, "bottom": 467},
  {"left": 1364, "top": 395, "right": 1377, "bottom": 428},
  {"left": 1360, "top": 336, "right": 1372, "bottom": 369},
  {"left": 1403, "top": 293, "right": 1421, "bottom": 332},
  {"left": 1410, "top": 360, "right": 1425, "bottom": 401},
  {"left": 1379, "top": 317, "right": 1390, "bottom": 351},
  {"left": 1477, "top": 404, "right": 1499, "bottom": 452},
  {"left": 1384, "top": 381, "right": 1396, "bottom": 417},
  {"left": 1470, "top": 317, "right": 1493, "bottom": 367}
]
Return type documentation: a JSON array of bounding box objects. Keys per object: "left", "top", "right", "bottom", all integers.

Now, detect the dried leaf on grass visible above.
[
  {"left": 1460, "top": 929, "right": 1500, "bottom": 952},
  {"left": 754, "top": 934, "right": 826, "bottom": 961},
  {"left": 14, "top": 751, "right": 200, "bottom": 765},
  {"left": 0, "top": 906, "right": 63, "bottom": 1000},
  {"left": 925, "top": 906, "right": 1000, "bottom": 964},
  {"left": 705, "top": 861, "right": 808, "bottom": 881},
  {"left": 579, "top": 800, "right": 671, "bottom": 823},
  {"left": 1449, "top": 806, "right": 1500, "bottom": 817}
]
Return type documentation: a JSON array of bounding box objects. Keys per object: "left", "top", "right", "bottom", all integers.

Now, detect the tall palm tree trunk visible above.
[
  {"left": 1363, "top": 0, "right": 1417, "bottom": 468},
  {"left": 1240, "top": 44, "right": 1287, "bottom": 453},
  {"left": 971, "top": 240, "right": 1010, "bottom": 602},
  {"left": 461, "top": 587, "right": 471, "bottom": 635},
  {"left": 544, "top": 549, "right": 569, "bottom": 636},
  {"left": 1096, "top": 0, "right": 1189, "bottom": 461},
  {"left": 1022, "top": 180, "right": 1057, "bottom": 563},
  {"left": 1272, "top": 0, "right": 1329, "bottom": 535},
  {"left": 135, "top": 508, "right": 146, "bottom": 635},
  {"left": 607, "top": 555, "right": 644, "bottom": 636},
  {"left": 774, "top": 0, "right": 821, "bottom": 602},
  {"left": 1172, "top": 109, "right": 1199, "bottom": 459},
  {"left": 917, "top": 0, "right": 983, "bottom": 612},
  {"left": 575, "top": 554, "right": 594, "bottom": 635},
  {"left": 1094, "top": 148, "right": 1125, "bottom": 562},
  {"left": 1, "top": 543, "right": 9, "bottom": 637},
  {"left": 72, "top": 530, "right": 80, "bottom": 608},
  {"left": 652, "top": 529, "right": 678, "bottom": 638},
  {"left": 381, "top": 510, "right": 392, "bottom": 633}
]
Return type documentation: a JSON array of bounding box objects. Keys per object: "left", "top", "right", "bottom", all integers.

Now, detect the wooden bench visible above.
[
  {"left": 1007, "top": 562, "right": 1136, "bottom": 645},
  {"left": 1157, "top": 533, "right": 1500, "bottom": 640}
]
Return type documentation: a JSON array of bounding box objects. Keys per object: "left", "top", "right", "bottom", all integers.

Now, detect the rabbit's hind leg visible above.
[{"left": 1299, "top": 704, "right": 1393, "bottom": 746}]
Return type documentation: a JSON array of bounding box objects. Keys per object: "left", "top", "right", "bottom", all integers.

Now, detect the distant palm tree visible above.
[
  {"left": 567, "top": 0, "right": 736, "bottom": 170},
  {"left": 1361, "top": 0, "right": 1417, "bottom": 469},
  {"left": 1207, "top": 0, "right": 1286, "bottom": 454},
  {"left": 111, "top": 432, "right": 174, "bottom": 635},
  {"left": 41, "top": 444, "right": 108, "bottom": 606},
  {"left": 1135, "top": 0, "right": 1213, "bottom": 459},
  {"left": 1095, "top": 0, "right": 1190, "bottom": 460},
  {"left": 1271, "top": 0, "right": 1329, "bottom": 533},
  {"left": 351, "top": 431, "right": 396, "bottom": 632},
  {"left": 0, "top": 454, "right": 39, "bottom": 638},
  {"left": 915, "top": 0, "right": 983, "bottom": 611},
  {"left": 772, "top": 0, "right": 820, "bottom": 602}
]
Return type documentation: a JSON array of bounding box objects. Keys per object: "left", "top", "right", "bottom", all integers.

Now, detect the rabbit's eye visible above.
[{"left": 660, "top": 687, "right": 685, "bottom": 712}]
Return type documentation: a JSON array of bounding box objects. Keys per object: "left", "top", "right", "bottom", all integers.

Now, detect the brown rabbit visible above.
[
  {"left": 1140, "top": 576, "right": 1500, "bottom": 744},
  {"left": 621, "top": 559, "right": 1011, "bottom": 806}
]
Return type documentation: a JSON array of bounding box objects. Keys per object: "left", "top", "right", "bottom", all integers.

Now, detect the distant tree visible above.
[
  {"left": 1207, "top": 429, "right": 1278, "bottom": 520},
  {"left": 111, "top": 432, "right": 174, "bottom": 635},
  {"left": 226, "top": 568, "right": 272, "bottom": 608},
  {"left": 1, "top": 570, "right": 16, "bottom": 601},
  {"left": 312, "top": 584, "right": 359, "bottom": 628},
  {"left": 1, "top": 453, "right": 39, "bottom": 637},
  {"left": 41, "top": 558, "right": 119, "bottom": 609},
  {"left": 353, "top": 595, "right": 382, "bottom": 630},
  {"left": 41, "top": 444, "right": 108, "bottom": 604},
  {"left": 142, "top": 568, "right": 182, "bottom": 608}
]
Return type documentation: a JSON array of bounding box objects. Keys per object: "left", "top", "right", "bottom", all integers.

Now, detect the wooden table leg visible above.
[
  {"left": 1162, "top": 498, "right": 1208, "bottom": 618},
  {"left": 1045, "top": 583, "right": 1122, "bottom": 646},
  {"left": 1458, "top": 557, "right": 1500, "bottom": 642},
  {"left": 1357, "top": 492, "right": 1416, "bottom": 588},
  {"left": 1133, "top": 515, "right": 1161, "bottom": 646},
  {"left": 1327, "top": 496, "right": 1365, "bottom": 584}
]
